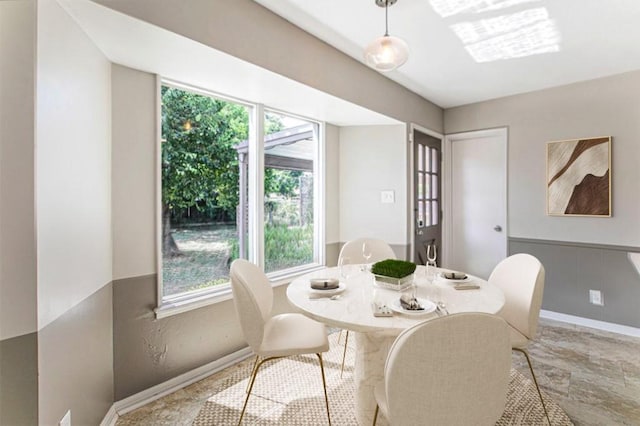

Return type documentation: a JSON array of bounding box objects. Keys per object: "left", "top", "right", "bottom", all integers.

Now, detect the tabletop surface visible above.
[{"left": 286, "top": 265, "right": 505, "bottom": 335}]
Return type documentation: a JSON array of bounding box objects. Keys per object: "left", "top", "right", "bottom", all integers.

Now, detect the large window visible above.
[{"left": 159, "top": 83, "right": 323, "bottom": 301}]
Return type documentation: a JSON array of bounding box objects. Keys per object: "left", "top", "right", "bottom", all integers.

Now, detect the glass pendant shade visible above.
[{"left": 364, "top": 35, "right": 409, "bottom": 72}]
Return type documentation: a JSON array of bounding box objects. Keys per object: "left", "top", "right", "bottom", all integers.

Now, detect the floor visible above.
[
  {"left": 514, "top": 319, "right": 640, "bottom": 425},
  {"left": 117, "top": 318, "right": 640, "bottom": 425}
]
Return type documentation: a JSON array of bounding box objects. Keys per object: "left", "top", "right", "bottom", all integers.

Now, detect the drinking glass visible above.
[
  {"left": 425, "top": 262, "right": 436, "bottom": 283},
  {"left": 362, "top": 242, "right": 372, "bottom": 264},
  {"left": 361, "top": 242, "right": 373, "bottom": 271},
  {"left": 339, "top": 256, "right": 353, "bottom": 281}
]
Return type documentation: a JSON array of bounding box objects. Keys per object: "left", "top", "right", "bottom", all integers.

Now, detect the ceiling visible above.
[
  {"left": 59, "top": 0, "right": 400, "bottom": 127},
  {"left": 254, "top": 0, "right": 640, "bottom": 108}
]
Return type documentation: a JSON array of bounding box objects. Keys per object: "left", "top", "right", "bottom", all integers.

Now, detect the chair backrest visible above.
[
  {"left": 384, "top": 313, "right": 511, "bottom": 426},
  {"left": 488, "top": 253, "right": 545, "bottom": 340},
  {"left": 229, "top": 259, "right": 274, "bottom": 353},
  {"left": 338, "top": 238, "right": 396, "bottom": 264}
]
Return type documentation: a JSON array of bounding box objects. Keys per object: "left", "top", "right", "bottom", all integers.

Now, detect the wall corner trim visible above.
[
  {"left": 540, "top": 310, "right": 640, "bottom": 337},
  {"left": 106, "top": 346, "right": 253, "bottom": 421},
  {"left": 99, "top": 405, "right": 118, "bottom": 426}
]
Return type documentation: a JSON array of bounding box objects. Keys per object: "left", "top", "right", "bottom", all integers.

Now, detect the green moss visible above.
[{"left": 371, "top": 259, "right": 416, "bottom": 278}]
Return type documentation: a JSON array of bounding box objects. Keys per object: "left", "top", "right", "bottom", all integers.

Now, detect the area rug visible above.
[{"left": 192, "top": 333, "right": 573, "bottom": 425}]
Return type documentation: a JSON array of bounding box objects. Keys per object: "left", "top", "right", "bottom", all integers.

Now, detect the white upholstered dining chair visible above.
[
  {"left": 337, "top": 238, "right": 396, "bottom": 377},
  {"left": 372, "top": 313, "right": 512, "bottom": 426},
  {"left": 489, "top": 253, "right": 550, "bottom": 424},
  {"left": 229, "top": 259, "right": 331, "bottom": 425}
]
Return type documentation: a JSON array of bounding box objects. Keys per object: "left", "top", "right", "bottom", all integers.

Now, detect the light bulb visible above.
[{"left": 364, "top": 35, "right": 409, "bottom": 72}]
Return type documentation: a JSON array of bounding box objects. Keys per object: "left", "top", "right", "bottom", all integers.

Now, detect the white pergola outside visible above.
[{"left": 234, "top": 124, "right": 315, "bottom": 259}]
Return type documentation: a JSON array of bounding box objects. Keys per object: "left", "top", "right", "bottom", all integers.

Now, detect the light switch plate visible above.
[{"left": 380, "top": 190, "right": 395, "bottom": 204}]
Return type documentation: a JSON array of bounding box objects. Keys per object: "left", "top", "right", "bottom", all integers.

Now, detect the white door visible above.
[{"left": 444, "top": 128, "right": 507, "bottom": 279}]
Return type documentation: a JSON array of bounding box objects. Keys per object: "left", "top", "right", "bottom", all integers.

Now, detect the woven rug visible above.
[{"left": 192, "top": 333, "right": 573, "bottom": 425}]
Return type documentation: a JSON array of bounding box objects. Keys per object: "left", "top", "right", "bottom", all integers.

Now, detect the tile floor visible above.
[
  {"left": 514, "top": 319, "right": 640, "bottom": 425},
  {"left": 117, "top": 318, "right": 640, "bottom": 425}
]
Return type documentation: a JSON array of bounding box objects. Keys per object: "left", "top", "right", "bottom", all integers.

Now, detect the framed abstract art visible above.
[{"left": 546, "top": 136, "right": 611, "bottom": 217}]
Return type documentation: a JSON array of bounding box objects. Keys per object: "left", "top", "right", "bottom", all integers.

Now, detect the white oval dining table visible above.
[{"left": 286, "top": 265, "right": 505, "bottom": 426}]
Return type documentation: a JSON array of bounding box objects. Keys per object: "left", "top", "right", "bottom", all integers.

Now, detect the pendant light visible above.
[{"left": 364, "top": 0, "right": 409, "bottom": 72}]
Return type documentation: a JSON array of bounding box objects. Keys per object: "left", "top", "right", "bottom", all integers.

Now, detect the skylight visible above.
[
  {"left": 450, "top": 7, "right": 560, "bottom": 63},
  {"left": 429, "top": 0, "right": 541, "bottom": 18}
]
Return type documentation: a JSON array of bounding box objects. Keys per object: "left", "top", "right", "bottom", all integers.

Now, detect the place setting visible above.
[
  {"left": 437, "top": 270, "right": 481, "bottom": 290},
  {"left": 307, "top": 277, "right": 347, "bottom": 300}
]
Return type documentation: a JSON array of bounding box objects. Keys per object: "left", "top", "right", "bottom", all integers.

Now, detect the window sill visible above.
[{"left": 154, "top": 264, "right": 326, "bottom": 319}]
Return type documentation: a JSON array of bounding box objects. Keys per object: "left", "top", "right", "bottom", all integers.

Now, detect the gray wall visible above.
[
  {"left": 38, "top": 284, "right": 114, "bottom": 425},
  {"left": 510, "top": 239, "right": 640, "bottom": 328},
  {"left": 445, "top": 71, "right": 640, "bottom": 326},
  {"left": 0, "top": 334, "right": 37, "bottom": 425},
  {"left": 113, "top": 275, "right": 243, "bottom": 399}
]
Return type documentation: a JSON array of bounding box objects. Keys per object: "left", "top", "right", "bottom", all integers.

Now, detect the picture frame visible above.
[{"left": 546, "top": 136, "right": 611, "bottom": 217}]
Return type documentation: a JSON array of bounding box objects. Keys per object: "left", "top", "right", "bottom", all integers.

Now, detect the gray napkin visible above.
[{"left": 399, "top": 294, "right": 424, "bottom": 310}]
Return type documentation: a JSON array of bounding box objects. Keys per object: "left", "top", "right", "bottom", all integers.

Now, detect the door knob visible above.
[{"left": 494, "top": 225, "right": 502, "bottom": 232}]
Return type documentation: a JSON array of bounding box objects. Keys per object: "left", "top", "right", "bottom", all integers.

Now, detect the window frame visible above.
[{"left": 155, "top": 79, "right": 325, "bottom": 318}]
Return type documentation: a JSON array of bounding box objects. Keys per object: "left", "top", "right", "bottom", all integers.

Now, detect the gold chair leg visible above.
[
  {"left": 316, "top": 353, "right": 332, "bottom": 426},
  {"left": 245, "top": 355, "right": 259, "bottom": 394},
  {"left": 238, "top": 356, "right": 277, "bottom": 426},
  {"left": 514, "top": 348, "right": 551, "bottom": 426},
  {"left": 340, "top": 330, "right": 350, "bottom": 378},
  {"left": 372, "top": 404, "right": 379, "bottom": 426}
]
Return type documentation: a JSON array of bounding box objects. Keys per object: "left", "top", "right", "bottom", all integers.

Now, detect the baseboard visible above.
[
  {"left": 100, "top": 405, "right": 118, "bottom": 426},
  {"left": 102, "top": 346, "right": 253, "bottom": 424},
  {"left": 540, "top": 310, "right": 640, "bottom": 337}
]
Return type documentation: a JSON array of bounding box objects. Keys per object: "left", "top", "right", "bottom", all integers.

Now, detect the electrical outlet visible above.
[
  {"left": 59, "top": 410, "right": 71, "bottom": 426},
  {"left": 589, "top": 290, "right": 604, "bottom": 306}
]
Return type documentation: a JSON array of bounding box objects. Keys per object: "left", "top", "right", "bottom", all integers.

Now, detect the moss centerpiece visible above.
[{"left": 371, "top": 259, "right": 416, "bottom": 290}]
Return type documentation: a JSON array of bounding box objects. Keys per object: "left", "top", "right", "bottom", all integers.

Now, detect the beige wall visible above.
[
  {"left": 445, "top": 71, "right": 640, "bottom": 247},
  {"left": 106, "top": 0, "right": 444, "bottom": 399},
  {"left": 93, "top": 0, "right": 443, "bottom": 133},
  {"left": 111, "top": 65, "right": 157, "bottom": 280},
  {"left": 0, "top": 2, "right": 39, "bottom": 423},
  {"left": 0, "top": 0, "right": 38, "bottom": 341}
]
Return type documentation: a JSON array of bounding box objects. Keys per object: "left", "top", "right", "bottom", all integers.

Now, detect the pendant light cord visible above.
[{"left": 384, "top": 1, "right": 389, "bottom": 36}]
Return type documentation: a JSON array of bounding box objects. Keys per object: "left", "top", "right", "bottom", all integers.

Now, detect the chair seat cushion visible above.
[
  {"left": 509, "top": 324, "right": 529, "bottom": 350},
  {"left": 259, "top": 313, "right": 329, "bottom": 357}
]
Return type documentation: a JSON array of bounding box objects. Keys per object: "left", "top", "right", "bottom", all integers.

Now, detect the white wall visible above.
[
  {"left": 445, "top": 71, "right": 640, "bottom": 247},
  {"left": 339, "top": 125, "right": 408, "bottom": 246},
  {"left": 0, "top": 0, "right": 37, "bottom": 340},
  {"left": 36, "top": 0, "right": 112, "bottom": 329},
  {"left": 325, "top": 124, "right": 340, "bottom": 245}
]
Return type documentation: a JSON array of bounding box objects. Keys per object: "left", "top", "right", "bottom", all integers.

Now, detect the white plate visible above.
[
  {"left": 389, "top": 298, "right": 437, "bottom": 315},
  {"left": 309, "top": 282, "right": 346, "bottom": 295},
  {"left": 438, "top": 272, "right": 471, "bottom": 283}
]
